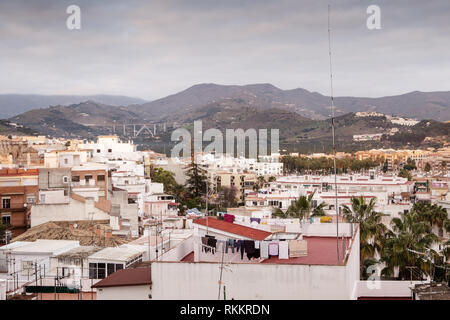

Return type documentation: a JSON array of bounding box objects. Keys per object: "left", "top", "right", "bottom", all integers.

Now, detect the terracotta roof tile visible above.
[
  {"left": 92, "top": 268, "right": 151, "bottom": 288},
  {"left": 194, "top": 217, "right": 271, "bottom": 240}
]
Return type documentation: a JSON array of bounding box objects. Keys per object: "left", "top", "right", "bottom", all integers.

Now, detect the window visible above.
[
  {"left": 72, "top": 176, "right": 80, "bottom": 182},
  {"left": 89, "top": 263, "right": 97, "bottom": 279},
  {"left": 2, "top": 198, "right": 11, "bottom": 209},
  {"left": 85, "top": 175, "right": 93, "bottom": 182},
  {"left": 26, "top": 195, "right": 36, "bottom": 204},
  {"left": 1, "top": 213, "right": 11, "bottom": 225},
  {"left": 63, "top": 176, "right": 69, "bottom": 183},
  {"left": 97, "top": 263, "right": 106, "bottom": 279},
  {"left": 40, "top": 194, "right": 46, "bottom": 203},
  {"left": 107, "top": 263, "right": 115, "bottom": 276},
  {"left": 64, "top": 158, "right": 68, "bottom": 165},
  {"left": 97, "top": 149, "right": 101, "bottom": 153},
  {"left": 22, "top": 261, "right": 34, "bottom": 276},
  {"left": 108, "top": 149, "right": 112, "bottom": 153},
  {"left": 97, "top": 175, "right": 105, "bottom": 181}
]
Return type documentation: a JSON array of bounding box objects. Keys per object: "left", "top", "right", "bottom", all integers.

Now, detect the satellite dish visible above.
[{"left": 73, "top": 223, "right": 78, "bottom": 229}]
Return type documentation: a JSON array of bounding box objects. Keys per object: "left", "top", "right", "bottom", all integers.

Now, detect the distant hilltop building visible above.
[
  {"left": 354, "top": 111, "right": 419, "bottom": 126},
  {"left": 355, "top": 111, "right": 385, "bottom": 118},
  {"left": 389, "top": 117, "right": 419, "bottom": 126},
  {"left": 353, "top": 133, "right": 383, "bottom": 141}
]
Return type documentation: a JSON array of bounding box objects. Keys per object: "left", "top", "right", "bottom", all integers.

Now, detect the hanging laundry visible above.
[
  {"left": 243, "top": 240, "right": 255, "bottom": 260},
  {"left": 279, "top": 241, "right": 289, "bottom": 260},
  {"left": 268, "top": 241, "right": 279, "bottom": 256},
  {"left": 260, "top": 241, "right": 269, "bottom": 259},
  {"left": 250, "top": 217, "right": 261, "bottom": 224},
  {"left": 254, "top": 241, "right": 260, "bottom": 249},
  {"left": 201, "top": 237, "right": 210, "bottom": 253},
  {"left": 289, "top": 240, "right": 308, "bottom": 257},
  {"left": 207, "top": 237, "right": 217, "bottom": 254},
  {"left": 238, "top": 240, "right": 245, "bottom": 260},
  {"left": 225, "top": 239, "right": 235, "bottom": 254},
  {"left": 224, "top": 214, "right": 235, "bottom": 223}
]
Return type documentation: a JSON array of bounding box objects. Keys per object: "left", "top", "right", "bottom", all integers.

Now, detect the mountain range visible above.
[
  {"left": 128, "top": 83, "right": 450, "bottom": 122},
  {"left": 3, "top": 84, "right": 450, "bottom": 121},
  {"left": 0, "top": 94, "right": 147, "bottom": 119},
  {"left": 4, "top": 83, "right": 450, "bottom": 153}
]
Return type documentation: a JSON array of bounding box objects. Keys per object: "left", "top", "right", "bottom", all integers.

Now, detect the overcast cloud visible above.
[{"left": 0, "top": 0, "right": 449, "bottom": 100}]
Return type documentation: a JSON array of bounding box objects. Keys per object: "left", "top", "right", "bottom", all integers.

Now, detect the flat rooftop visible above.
[
  {"left": 89, "top": 246, "right": 145, "bottom": 262},
  {"left": 180, "top": 236, "right": 353, "bottom": 266},
  {"left": 55, "top": 246, "right": 102, "bottom": 259},
  {"left": 10, "top": 240, "right": 79, "bottom": 254},
  {"left": 261, "top": 236, "right": 351, "bottom": 266}
]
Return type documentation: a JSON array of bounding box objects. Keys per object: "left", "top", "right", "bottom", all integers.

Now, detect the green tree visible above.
[
  {"left": 184, "top": 161, "right": 208, "bottom": 201},
  {"left": 272, "top": 207, "right": 289, "bottom": 218},
  {"left": 286, "top": 191, "right": 326, "bottom": 220},
  {"left": 398, "top": 168, "right": 412, "bottom": 181},
  {"left": 150, "top": 167, "right": 182, "bottom": 195},
  {"left": 382, "top": 160, "right": 389, "bottom": 173},
  {"left": 0, "top": 221, "right": 9, "bottom": 244},
  {"left": 217, "top": 186, "right": 238, "bottom": 209},
  {"left": 412, "top": 202, "right": 449, "bottom": 237},
  {"left": 403, "top": 157, "right": 417, "bottom": 171},
  {"left": 342, "top": 197, "right": 387, "bottom": 278},
  {"left": 424, "top": 162, "right": 431, "bottom": 172},
  {"left": 253, "top": 176, "right": 267, "bottom": 191},
  {"left": 380, "top": 211, "right": 439, "bottom": 280}
]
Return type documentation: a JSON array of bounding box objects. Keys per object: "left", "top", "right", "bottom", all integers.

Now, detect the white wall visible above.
[
  {"left": 151, "top": 262, "right": 353, "bottom": 300},
  {"left": 303, "top": 222, "right": 354, "bottom": 237},
  {"left": 39, "top": 190, "right": 69, "bottom": 204},
  {"left": 352, "top": 281, "right": 422, "bottom": 299},
  {"left": 157, "top": 236, "right": 193, "bottom": 262},
  {"left": 31, "top": 197, "right": 110, "bottom": 227},
  {"left": 0, "top": 280, "right": 6, "bottom": 300},
  {"left": 96, "top": 285, "right": 151, "bottom": 300}
]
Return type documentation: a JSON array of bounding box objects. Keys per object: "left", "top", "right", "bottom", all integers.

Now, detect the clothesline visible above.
[{"left": 197, "top": 235, "right": 307, "bottom": 260}]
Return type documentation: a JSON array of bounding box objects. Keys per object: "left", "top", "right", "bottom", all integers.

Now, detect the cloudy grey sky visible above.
[{"left": 0, "top": 0, "right": 449, "bottom": 100}]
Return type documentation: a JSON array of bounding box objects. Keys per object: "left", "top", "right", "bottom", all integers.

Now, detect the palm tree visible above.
[
  {"left": 380, "top": 211, "right": 439, "bottom": 280},
  {"left": 412, "top": 203, "right": 448, "bottom": 237},
  {"left": 272, "top": 207, "right": 289, "bottom": 219},
  {"left": 253, "top": 175, "right": 267, "bottom": 191},
  {"left": 286, "top": 191, "right": 326, "bottom": 220},
  {"left": 342, "top": 196, "right": 387, "bottom": 278}
]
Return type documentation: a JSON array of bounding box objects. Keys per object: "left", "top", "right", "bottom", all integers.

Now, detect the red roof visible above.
[
  {"left": 194, "top": 217, "right": 271, "bottom": 241},
  {"left": 92, "top": 268, "right": 151, "bottom": 288},
  {"left": 0, "top": 168, "right": 39, "bottom": 176},
  {"left": 358, "top": 297, "right": 412, "bottom": 300},
  {"left": 261, "top": 236, "right": 352, "bottom": 266}
]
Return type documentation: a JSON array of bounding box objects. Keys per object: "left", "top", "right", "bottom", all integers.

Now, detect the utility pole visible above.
[
  {"left": 206, "top": 181, "right": 209, "bottom": 235},
  {"left": 217, "top": 244, "right": 225, "bottom": 300},
  {"left": 328, "top": 4, "right": 340, "bottom": 264}
]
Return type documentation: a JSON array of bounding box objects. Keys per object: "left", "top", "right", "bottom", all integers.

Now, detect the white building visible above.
[
  {"left": 87, "top": 246, "right": 146, "bottom": 280},
  {"left": 30, "top": 194, "right": 111, "bottom": 228},
  {"left": 5, "top": 240, "right": 80, "bottom": 281},
  {"left": 92, "top": 268, "right": 151, "bottom": 300},
  {"left": 78, "top": 136, "right": 140, "bottom": 162},
  {"left": 149, "top": 218, "right": 360, "bottom": 300}
]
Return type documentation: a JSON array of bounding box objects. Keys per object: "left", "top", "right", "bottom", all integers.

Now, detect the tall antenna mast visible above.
[{"left": 328, "top": 4, "right": 340, "bottom": 264}]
